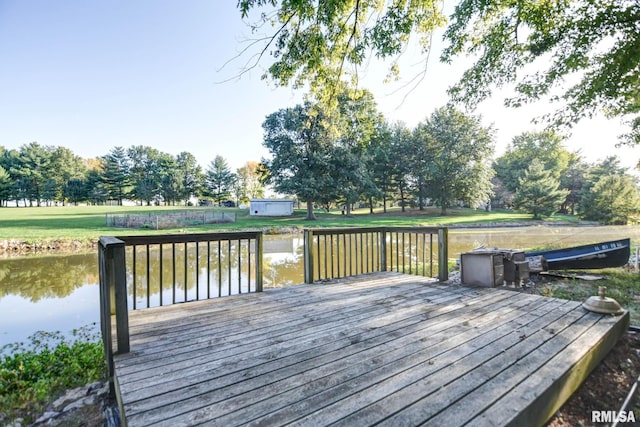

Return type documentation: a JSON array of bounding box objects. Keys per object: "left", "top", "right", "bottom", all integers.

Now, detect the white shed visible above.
[{"left": 249, "top": 199, "right": 294, "bottom": 216}]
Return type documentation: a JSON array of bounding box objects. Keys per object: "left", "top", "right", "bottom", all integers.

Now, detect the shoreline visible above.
[
  {"left": 0, "top": 221, "right": 606, "bottom": 256},
  {"left": 0, "top": 239, "right": 98, "bottom": 256}
]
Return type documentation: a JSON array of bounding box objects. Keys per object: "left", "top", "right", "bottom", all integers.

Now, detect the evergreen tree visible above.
[
  {"left": 513, "top": 160, "right": 569, "bottom": 219},
  {"left": 64, "top": 178, "right": 89, "bottom": 205},
  {"left": 582, "top": 175, "right": 640, "bottom": 225},
  {"left": 580, "top": 157, "right": 640, "bottom": 224},
  {"left": 204, "top": 156, "right": 236, "bottom": 206},
  {"left": 0, "top": 165, "right": 11, "bottom": 206},
  {"left": 493, "top": 131, "right": 573, "bottom": 193},
  {"left": 176, "top": 152, "right": 202, "bottom": 205},
  {"left": 101, "top": 147, "right": 131, "bottom": 205},
  {"left": 12, "top": 142, "right": 53, "bottom": 207}
]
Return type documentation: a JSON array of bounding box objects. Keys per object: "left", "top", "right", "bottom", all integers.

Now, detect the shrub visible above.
[{"left": 0, "top": 325, "right": 105, "bottom": 424}]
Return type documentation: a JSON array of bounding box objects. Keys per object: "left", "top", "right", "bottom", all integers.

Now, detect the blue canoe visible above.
[{"left": 525, "top": 238, "right": 631, "bottom": 270}]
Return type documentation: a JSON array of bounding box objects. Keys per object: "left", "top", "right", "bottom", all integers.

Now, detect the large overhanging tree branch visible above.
[
  {"left": 235, "top": 0, "right": 446, "bottom": 106},
  {"left": 236, "top": 0, "right": 640, "bottom": 145},
  {"left": 442, "top": 0, "right": 640, "bottom": 145}
]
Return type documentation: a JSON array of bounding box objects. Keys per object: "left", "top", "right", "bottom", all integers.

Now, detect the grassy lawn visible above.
[
  {"left": 0, "top": 205, "right": 578, "bottom": 242},
  {"left": 533, "top": 270, "right": 640, "bottom": 325}
]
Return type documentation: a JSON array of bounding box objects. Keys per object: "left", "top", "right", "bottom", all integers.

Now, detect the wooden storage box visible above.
[{"left": 461, "top": 252, "right": 504, "bottom": 287}]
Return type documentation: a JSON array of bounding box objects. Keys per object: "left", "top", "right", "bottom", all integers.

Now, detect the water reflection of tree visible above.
[
  {"left": 263, "top": 244, "right": 305, "bottom": 288},
  {"left": 126, "top": 241, "right": 262, "bottom": 306},
  {"left": 0, "top": 254, "right": 98, "bottom": 301}
]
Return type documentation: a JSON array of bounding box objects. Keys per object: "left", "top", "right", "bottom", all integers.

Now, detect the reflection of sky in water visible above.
[{"left": 0, "top": 284, "right": 99, "bottom": 349}]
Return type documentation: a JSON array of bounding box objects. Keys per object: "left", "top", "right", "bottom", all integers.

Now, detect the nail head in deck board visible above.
[{"left": 111, "top": 272, "right": 628, "bottom": 427}]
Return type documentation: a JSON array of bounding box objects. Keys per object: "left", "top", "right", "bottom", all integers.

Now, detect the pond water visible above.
[{"left": 1, "top": 225, "right": 639, "bottom": 349}]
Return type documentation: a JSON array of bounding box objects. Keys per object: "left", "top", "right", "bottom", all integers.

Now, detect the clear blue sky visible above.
[{"left": 0, "top": 0, "right": 636, "bottom": 171}]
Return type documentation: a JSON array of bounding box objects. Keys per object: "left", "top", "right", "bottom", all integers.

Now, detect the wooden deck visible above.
[{"left": 113, "top": 272, "right": 629, "bottom": 427}]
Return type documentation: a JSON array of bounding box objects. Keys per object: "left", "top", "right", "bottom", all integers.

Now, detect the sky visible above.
[{"left": 0, "top": 0, "right": 637, "bottom": 172}]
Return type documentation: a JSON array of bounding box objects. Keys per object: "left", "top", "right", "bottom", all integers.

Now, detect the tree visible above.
[
  {"left": 236, "top": 1, "right": 446, "bottom": 104},
  {"left": 64, "top": 178, "right": 89, "bottom": 206},
  {"left": 127, "top": 146, "right": 162, "bottom": 205},
  {"left": 11, "top": 142, "right": 54, "bottom": 207},
  {"left": 331, "top": 89, "right": 383, "bottom": 215},
  {"left": 0, "top": 165, "right": 11, "bottom": 206},
  {"left": 238, "top": 1, "right": 640, "bottom": 143},
  {"left": 0, "top": 148, "right": 22, "bottom": 206},
  {"left": 580, "top": 156, "right": 640, "bottom": 223},
  {"left": 156, "top": 153, "right": 183, "bottom": 206},
  {"left": 559, "top": 158, "right": 588, "bottom": 215},
  {"left": 86, "top": 168, "right": 108, "bottom": 205},
  {"left": 101, "top": 147, "right": 130, "bottom": 205},
  {"left": 176, "top": 152, "right": 202, "bottom": 205},
  {"left": 204, "top": 156, "right": 236, "bottom": 206},
  {"left": 235, "top": 161, "right": 264, "bottom": 205},
  {"left": 388, "top": 123, "right": 414, "bottom": 212},
  {"left": 489, "top": 176, "right": 513, "bottom": 210},
  {"left": 50, "top": 147, "right": 87, "bottom": 205},
  {"left": 580, "top": 175, "right": 640, "bottom": 225},
  {"left": 367, "top": 123, "right": 394, "bottom": 212},
  {"left": 493, "top": 131, "right": 573, "bottom": 193},
  {"left": 443, "top": 0, "right": 640, "bottom": 144},
  {"left": 262, "top": 102, "right": 335, "bottom": 220},
  {"left": 414, "top": 107, "right": 495, "bottom": 215},
  {"left": 513, "top": 160, "right": 569, "bottom": 219}
]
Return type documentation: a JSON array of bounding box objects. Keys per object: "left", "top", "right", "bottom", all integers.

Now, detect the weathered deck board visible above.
[{"left": 113, "top": 271, "right": 629, "bottom": 427}]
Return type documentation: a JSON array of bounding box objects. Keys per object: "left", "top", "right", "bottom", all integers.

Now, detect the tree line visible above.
[
  {"left": 0, "top": 144, "right": 264, "bottom": 207},
  {"left": 261, "top": 89, "right": 640, "bottom": 225},
  {"left": 234, "top": 0, "right": 640, "bottom": 225},
  {"left": 2, "top": 91, "right": 639, "bottom": 225}
]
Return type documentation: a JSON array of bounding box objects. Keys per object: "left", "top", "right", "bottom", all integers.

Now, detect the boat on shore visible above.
[{"left": 525, "top": 238, "right": 631, "bottom": 270}]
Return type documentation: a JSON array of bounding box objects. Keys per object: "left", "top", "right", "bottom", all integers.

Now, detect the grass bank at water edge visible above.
[{"left": 0, "top": 325, "right": 105, "bottom": 425}]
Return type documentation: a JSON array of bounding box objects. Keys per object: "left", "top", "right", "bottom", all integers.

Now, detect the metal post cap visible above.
[{"left": 582, "top": 286, "right": 624, "bottom": 315}]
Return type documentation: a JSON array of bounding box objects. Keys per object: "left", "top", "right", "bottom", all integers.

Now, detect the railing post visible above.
[
  {"left": 99, "top": 236, "right": 129, "bottom": 397},
  {"left": 438, "top": 228, "right": 449, "bottom": 282},
  {"left": 304, "top": 229, "right": 314, "bottom": 284},
  {"left": 112, "top": 241, "right": 129, "bottom": 354},
  {"left": 98, "top": 240, "right": 114, "bottom": 396},
  {"left": 380, "top": 228, "right": 387, "bottom": 272},
  {"left": 255, "top": 232, "right": 263, "bottom": 292}
]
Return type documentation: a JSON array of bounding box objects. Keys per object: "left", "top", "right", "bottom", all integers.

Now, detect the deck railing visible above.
[
  {"left": 99, "top": 227, "right": 448, "bottom": 394},
  {"left": 303, "top": 226, "right": 448, "bottom": 283},
  {"left": 98, "top": 231, "right": 263, "bottom": 388}
]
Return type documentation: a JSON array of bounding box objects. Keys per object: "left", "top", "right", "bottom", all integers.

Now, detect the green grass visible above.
[
  {"left": 0, "top": 205, "right": 578, "bottom": 242},
  {"left": 537, "top": 269, "right": 640, "bottom": 325},
  {"left": 0, "top": 326, "right": 105, "bottom": 425}
]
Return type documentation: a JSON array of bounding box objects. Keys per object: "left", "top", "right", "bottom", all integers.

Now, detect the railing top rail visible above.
[
  {"left": 304, "top": 226, "right": 446, "bottom": 236},
  {"left": 99, "top": 236, "right": 125, "bottom": 248},
  {"left": 105, "top": 231, "right": 262, "bottom": 246},
  {"left": 383, "top": 226, "right": 447, "bottom": 234}
]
